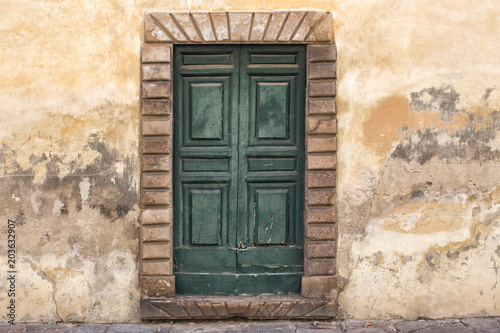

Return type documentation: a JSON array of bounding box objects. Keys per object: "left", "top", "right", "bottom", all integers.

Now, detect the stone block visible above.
[
  {"left": 180, "top": 300, "right": 205, "bottom": 317},
  {"left": 311, "top": 12, "right": 334, "bottom": 42},
  {"left": 307, "top": 154, "right": 336, "bottom": 170},
  {"left": 152, "top": 12, "right": 188, "bottom": 42},
  {"left": 395, "top": 322, "right": 472, "bottom": 333},
  {"left": 307, "top": 118, "right": 337, "bottom": 135},
  {"left": 461, "top": 318, "right": 500, "bottom": 333},
  {"left": 307, "top": 137, "right": 336, "bottom": 153},
  {"left": 142, "top": 64, "right": 171, "bottom": 81},
  {"left": 197, "top": 301, "right": 218, "bottom": 317},
  {"left": 308, "top": 81, "right": 336, "bottom": 97},
  {"left": 305, "top": 225, "right": 336, "bottom": 241},
  {"left": 142, "top": 173, "right": 171, "bottom": 189},
  {"left": 307, "top": 207, "right": 336, "bottom": 223},
  {"left": 308, "top": 63, "right": 336, "bottom": 80},
  {"left": 211, "top": 301, "right": 229, "bottom": 317},
  {"left": 249, "top": 11, "right": 271, "bottom": 41},
  {"left": 191, "top": 11, "right": 217, "bottom": 42},
  {"left": 307, "top": 189, "right": 336, "bottom": 205},
  {"left": 302, "top": 276, "right": 339, "bottom": 298},
  {"left": 210, "top": 12, "right": 230, "bottom": 42},
  {"left": 142, "top": 119, "right": 172, "bottom": 136},
  {"left": 227, "top": 300, "right": 251, "bottom": 315},
  {"left": 308, "top": 44, "right": 337, "bottom": 62},
  {"left": 245, "top": 300, "right": 267, "bottom": 317},
  {"left": 264, "top": 11, "right": 288, "bottom": 41},
  {"left": 142, "top": 259, "right": 172, "bottom": 276},
  {"left": 305, "top": 259, "right": 336, "bottom": 275},
  {"left": 394, "top": 320, "right": 459, "bottom": 333},
  {"left": 142, "top": 155, "right": 171, "bottom": 172},
  {"left": 171, "top": 12, "right": 203, "bottom": 42},
  {"left": 292, "top": 11, "right": 326, "bottom": 42},
  {"left": 141, "top": 99, "right": 171, "bottom": 116},
  {"left": 142, "top": 225, "right": 172, "bottom": 242},
  {"left": 308, "top": 98, "right": 336, "bottom": 115},
  {"left": 268, "top": 301, "right": 296, "bottom": 317},
  {"left": 229, "top": 12, "right": 252, "bottom": 41},
  {"left": 305, "top": 243, "right": 336, "bottom": 259},
  {"left": 142, "top": 44, "right": 171, "bottom": 63},
  {"left": 285, "top": 300, "right": 323, "bottom": 317},
  {"left": 141, "top": 208, "right": 172, "bottom": 225},
  {"left": 142, "top": 82, "right": 171, "bottom": 98},
  {"left": 307, "top": 171, "right": 336, "bottom": 188},
  {"left": 142, "top": 138, "right": 172, "bottom": 154},
  {"left": 142, "top": 242, "right": 170, "bottom": 259},
  {"left": 141, "top": 300, "right": 169, "bottom": 318},
  {"left": 151, "top": 301, "right": 188, "bottom": 318},
  {"left": 24, "top": 324, "right": 75, "bottom": 332},
  {"left": 254, "top": 301, "right": 282, "bottom": 317},
  {"left": 140, "top": 276, "right": 175, "bottom": 297},
  {"left": 144, "top": 14, "right": 171, "bottom": 42},
  {"left": 278, "top": 11, "right": 305, "bottom": 41},
  {"left": 304, "top": 300, "right": 336, "bottom": 318},
  {"left": 142, "top": 190, "right": 171, "bottom": 206}
]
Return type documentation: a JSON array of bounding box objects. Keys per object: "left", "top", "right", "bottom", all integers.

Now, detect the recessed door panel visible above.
[
  {"left": 254, "top": 187, "right": 290, "bottom": 245},
  {"left": 190, "top": 189, "right": 222, "bottom": 245},
  {"left": 248, "top": 158, "right": 296, "bottom": 171},
  {"left": 183, "top": 158, "right": 230, "bottom": 172},
  {"left": 249, "top": 76, "right": 297, "bottom": 146},
  {"left": 190, "top": 83, "right": 224, "bottom": 140},
  {"left": 181, "top": 183, "right": 230, "bottom": 246},
  {"left": 182, "top": 76, "right": 231, "bottom": 147},
  {"left": 256, "top": 82, "right": 289, "bottom": 139}
]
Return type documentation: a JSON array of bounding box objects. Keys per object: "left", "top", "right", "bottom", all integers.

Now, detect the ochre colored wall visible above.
[{"left": 0, "top": 0, "right": 499, "bottom": 323}]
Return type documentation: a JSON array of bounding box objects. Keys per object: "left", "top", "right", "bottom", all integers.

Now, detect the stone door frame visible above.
[{"left": 139, "top": 10, "right": 339, "bottom": 320}]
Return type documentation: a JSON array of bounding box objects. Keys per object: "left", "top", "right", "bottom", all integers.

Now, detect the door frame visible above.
[{"left": 139, "top": 10, "right": 340, "bottom": 319}]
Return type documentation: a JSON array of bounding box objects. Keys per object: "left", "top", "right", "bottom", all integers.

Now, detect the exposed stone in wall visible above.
[{"left": 0, "top": 132, "right": 140, "bottom": 323}]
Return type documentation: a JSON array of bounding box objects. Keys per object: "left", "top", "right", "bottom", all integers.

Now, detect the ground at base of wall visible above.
[{"left": 1, "top": 317, "right": 500, "bottom": 332}]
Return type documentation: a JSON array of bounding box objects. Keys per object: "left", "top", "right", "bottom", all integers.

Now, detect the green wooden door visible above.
[{"left": 173, "top": 45, "right": 305, "bottom": 295}]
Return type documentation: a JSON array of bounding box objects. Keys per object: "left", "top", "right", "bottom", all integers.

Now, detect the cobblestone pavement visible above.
[{"left": 1, "top": 318, "right": 500, "bottom": 332}]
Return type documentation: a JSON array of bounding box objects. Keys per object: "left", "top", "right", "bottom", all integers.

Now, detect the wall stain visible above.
[
  {"left": 392, "top": 86, "right": 500, "bottom": 165},
  {"left": 1, "top": 133, "right": 137, "bottom": 221},
  {"left": 409, "top": 85, "right": 463, "bottom": 122}
]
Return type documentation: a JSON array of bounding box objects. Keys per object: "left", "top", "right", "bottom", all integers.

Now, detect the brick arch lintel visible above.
[{"left": 145, "top": 10, "right": 334, "bottom": 44}]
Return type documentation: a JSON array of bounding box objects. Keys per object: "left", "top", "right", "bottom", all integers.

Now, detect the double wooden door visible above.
[{"left": 173, "top": 45, "right": 305, "bottom": 295}]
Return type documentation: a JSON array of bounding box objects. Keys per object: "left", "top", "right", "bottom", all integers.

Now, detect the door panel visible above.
[
  {"left": 174, "top": 45, "right": 305, "bottom": 296},
  {"left": 237, "top": 274, "right": 302, "bottom": 295},
  {"left": 248, "top": 158, "right": 296, "bottom": 171},
  {"left": 256, "top": 82, "right": 289, "bottom": 139},
  {"left": 183, "top": 77, "right": 231, "bottom": 146},
  {"left": 183, "top": 158, "right": 230, "bottom": 172},
  {"left": 175, "top": 273, "right": 237, "bottom": 296},
  {"left": 249, "top": 76, "right": 297, "bottom": 146},
  {"left": 189, "top": 188, "right": 223, "bottom": 245},
  {"left": 190, "top": 83, "right": 224, "bottom": 140},
  {"left": 247, "top": 183, "right": 296, "bottom": 246},
  {"left": 175, "top": 247, "right": 237, "bottom": 273},
  {"left": 238, "top": 247, "right": 303, "bottom": 273},
  {"left": 255, "top": 188, "right": 289, "bottom": 245}
]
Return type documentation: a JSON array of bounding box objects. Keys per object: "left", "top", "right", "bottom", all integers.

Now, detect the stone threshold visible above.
[{"left": 141, "top": 295, "right": 336, "bottom": 319}]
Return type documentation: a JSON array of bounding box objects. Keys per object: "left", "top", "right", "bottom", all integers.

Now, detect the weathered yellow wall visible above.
[
  {"left": 335, "top": 0, "right": 500, "bottom": 319},
  {"left": 0, "top": 0, "right": 499, "bottom": 323}
]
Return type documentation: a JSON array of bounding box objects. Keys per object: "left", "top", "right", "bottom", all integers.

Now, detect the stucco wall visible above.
[{"left": 0, "top": 0, "right": 499, "bottom": 323}]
